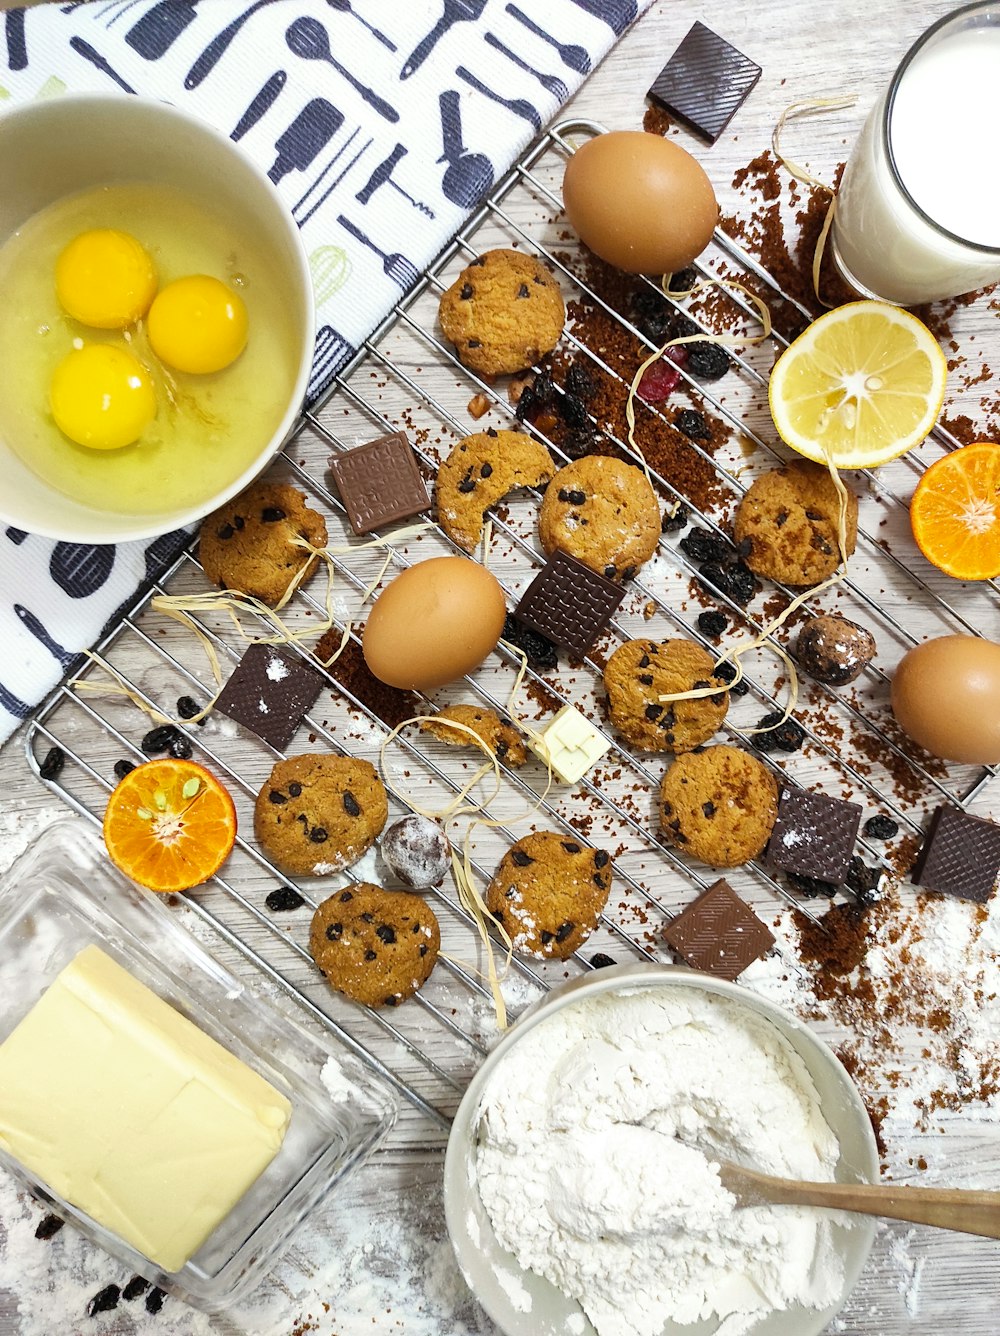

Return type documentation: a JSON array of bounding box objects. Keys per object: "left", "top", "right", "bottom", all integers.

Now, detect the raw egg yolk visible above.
[
  {"left": 50, "top": 345, "right": 156, "bottom": 450},
  {"left": 147, "top": 275, "right": 248, "bottom": 374},
  {"left": 55, "top": 229, "right": 157, "bottom": 330}
]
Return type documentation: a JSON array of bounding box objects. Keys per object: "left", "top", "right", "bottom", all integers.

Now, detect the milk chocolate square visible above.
[
  {"left": 912, "top": 805, "right": 1000, "bottom": 903},
  {"left": 664, "top": 878, "right": 775, "bottom": 980},
  {"left": 767, "top": 787, "right": 862, "bottom": 885},
  {"left": 329, "top": 432, "right": 429, "bottom": 535},
  {"left": 214, "top": 644, "right": 322, "bottom": 751},
  {"left": 647, "top": 22, "right": 761, "bottom": 145},
  {"left": 515, "top": 551, "right": 625, "bottom": 658}
]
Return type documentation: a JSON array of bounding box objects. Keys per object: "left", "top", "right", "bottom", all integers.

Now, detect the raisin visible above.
[
  {"left": 168, "top": 733, "right": 192, "bottom": 759},
  {"left": 751, "top": 711, "right": 805, "bottom": 753},
  {"left": 564, "top": 362, "right": 595, "bottom": 399},
  {"left": 787, "top": 871, "right": 838, "bottom": 898},
  {"left": 667, "top": 267, "right": 698, "bottom": 293},
  {"left": 261, "top": 506, "right": 286, "bottom": 522},
  {"left": 559, "top": 393, "right": 589, "bottom": 428},
  {"left": 87, "top": 1285, "right": 121, "bottom": 1317},
  {"left": 176, "top": 695, "right": 201, "bottom": 720},
  {"left": 145, "top": 1287, "right": 166, "bottom": 1315},
  {"left": 309, "top": 827, "right": 328, "bottom": 843},
  {"left": 562, "top": 425, "right": 598, "bottom": 459},
  {"left": 673, "top": 408, "right": 710, "bottom": 440},
  {"left": 864, "top": 815, "right": 898, "bottom": 840},
  {"left": 661, "top": 503, "right": 689, "bottom": 533},
  {"left": 343, "top": 791, "right": 361, "bottom": 816},
  {"left": 141, "top": 724, "right": 179, "bottom": 755},
  {"left": 39, "top": 746, "right": 65, "bottom": 780},
  {"left": 687, "top": 342, "right": 731, "bottom": 380},
  {"left": 590, "top": 952, "right": 616, "bottom": 969},
  {"left": 699, "top": 560, "right": 756, "bottom": 606},
  {"left": 35, "top": 1214, "right": 64, "bottom": 1240},
  {"left": 266, "top": 886, "right": 305, "bottom": 912},
  {"left": 113, "top": 759, "right": 135, "bottom": 781},
  {"left": 376, "top": 924, "right": 397, "bottom": 944},
  {"left": 669, "top": 312, "right": 701, "bottom": 341},
  {"left": 698, "top": 610, "right": 728, "bottom": 638},
  {"left": 846, "top": 856, "right": 882, "bottom": 907},
  {"left": 631, "top": 290, "right": 672, "bottom": 344},
  {"left": 501, "top": 614, "right": 558, "bottom": 671},
  {"left": 679, "top": 527, "right": 732, "bottom": 565},
  {"left": 122, "top": 1277, "right": 149, "bottom": 1302}
]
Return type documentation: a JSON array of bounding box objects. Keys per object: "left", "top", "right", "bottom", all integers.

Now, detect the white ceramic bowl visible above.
[
  {"left": 0, "top": 93, "right": 314, "bottom": 543},
  {"left": 444, "top": 964, "right": 878, "bottom": 1336}
]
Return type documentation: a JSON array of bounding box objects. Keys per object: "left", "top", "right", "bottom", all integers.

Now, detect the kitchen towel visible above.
[{"left": 0, "top": 0, "right": 652, "bottom": 745}]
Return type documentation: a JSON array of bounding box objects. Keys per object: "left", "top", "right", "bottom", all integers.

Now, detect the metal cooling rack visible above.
[{"left": 24, "top": 120, "right": 1000, "bottom": 1129}]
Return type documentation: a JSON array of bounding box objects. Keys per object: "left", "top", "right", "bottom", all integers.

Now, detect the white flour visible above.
[{"left": 475, "top": 988, "right": 846, "bottom": 1336}]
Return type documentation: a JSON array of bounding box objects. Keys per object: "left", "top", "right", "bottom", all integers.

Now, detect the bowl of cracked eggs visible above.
[
  {"left": 444, "top": 963, "right": 879, "bottom": 1336},
  {"left": 0, "top": 93, "right": 314, "bottom": 543}
]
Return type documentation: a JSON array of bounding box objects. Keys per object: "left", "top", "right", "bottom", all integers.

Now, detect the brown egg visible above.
[
  {"left": 363, "top": 557, "right": 506, "bottom": 691},
  {"left": 562, "top": 131, "right": 718, "bottom": 274},
  {"left": 890, "top": 635, "right": 1000, "bottom": 764}
]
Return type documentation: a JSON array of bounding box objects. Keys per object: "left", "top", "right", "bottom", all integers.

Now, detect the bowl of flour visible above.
[{"left": 443, "top": 964, "right": 877, "bottom": 1336}]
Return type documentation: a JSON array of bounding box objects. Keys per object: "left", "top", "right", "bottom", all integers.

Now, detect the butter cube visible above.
[
  {"left": 0, "top": 945, "right": 291, "bottom": 1273},
  {"left": 529, "top": 704, "right": 612, "bottom": 784}
]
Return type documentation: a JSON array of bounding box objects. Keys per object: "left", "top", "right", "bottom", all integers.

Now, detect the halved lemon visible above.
[{"left": 768, "top": 301, "right": 947, "bottom": 468}]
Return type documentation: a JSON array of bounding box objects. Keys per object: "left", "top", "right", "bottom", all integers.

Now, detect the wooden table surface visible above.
[{"left": 2, "top": 1, "right": 999, "bottom": 1334}]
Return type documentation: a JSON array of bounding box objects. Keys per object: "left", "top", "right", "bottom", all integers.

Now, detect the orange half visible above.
[
  {"left": 910, "top": 442, "right": 1000, "bottom": 581},
  {"left": 103, "top": 758, "right": 237, "bottom": 893}
]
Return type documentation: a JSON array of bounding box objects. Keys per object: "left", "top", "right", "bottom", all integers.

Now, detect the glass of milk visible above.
[{"left": 830, "top": 1, "right": 1000, "bottom": 306}]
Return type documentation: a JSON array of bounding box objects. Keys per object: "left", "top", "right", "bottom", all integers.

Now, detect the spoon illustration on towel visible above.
[{"left": 285, "top": 17, "right": 399, "bottom": 124}]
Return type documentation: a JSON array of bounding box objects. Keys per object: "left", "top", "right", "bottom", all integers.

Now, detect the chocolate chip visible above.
[
  {"left": 216, "top": 522, "right": 235, "bottom": 540},
  {"left": 261, "top": 506, "right": 286, "bottom": 522},
  {"left": 555, "top": 921, "right": 575, "bottom": 942},
  {"left": 481, "top": 462, "right": 493, "bottom": 478},
  {"left": 467, "top": 339, "right": 481, "bottom": 349},
  {"left": 517, "top": 283, "right": 530, "bottom": 297},
  {"left": 340, "top": 890, "right": 353, "bottom": 901},
  {"left": 558, "top": 488, "right": 587, "bottom": 505},
  {"left": 39, "top": 746, "right": 65, "bottom": 780},
  {"left": 288, "top": 781, "right": 303, "bottom": 797},
  {"left": 594, "top": 850, "right": 610, "bottom": 868},
  {"left": 360, "top": 911, "right": 374, "bottom": 922},
  {"left": 457, "top": 476, "right": 477, "bottom": 493},
  {"left": 364, "top": 949, "right": 377, "bottom": 961},
  {"left": 376, "top": 924, "right": 396, "bottom": 944},
  {"left": 540, "top": 930, "right": 554, "bottom": 944},
  {"left": 604, "top": 564, "right": 617, "bottom": 579},
  {"left": 593, "top": 873, "right": 606, "bottom": 888},
  {"left": 233, "top": 515, "right": 245, "bottom": 530},
  {"left": 266, "top": 886, "right": 305, "bottom": 912},
  {"left": 419, "top": 943, "right": 428, "bottom": 956},
  {"left": 561, "top": 841, "right": 581, "bottom": 853},
  {"left": 511, "top": 849, "right": 534, "bottom": 866},
  {"left": 343, "top": 791, "right": 361, "bottom": 817},
  {"left": 638, "top": 654, "right": 651, "bottom": 668},
  {"left": 309, "top": 827, "right": 328, "bottom": 843},
  {"left": 702, "top": 801, "right": 717, "bottom": 817},
  {"left": 638, "top": 673, "right": 654, "bottom": 686},
  {"left": 644, "top": 704, "right": 663, "bottom": 720},
  {"left": 268, "top": 789, "right": 287, "bottom": 804},
  {"left": 775, "top": 509, "right": 789, "bottom": 528},
  {"left": 326, "top": 922, "right": 343, "bottom": 939},
  {"left": 460, "top": 282, "right": 473, "bottom": 299},
  {"left": 384, "top": 995, "right": 399, "bottom": 1007}
]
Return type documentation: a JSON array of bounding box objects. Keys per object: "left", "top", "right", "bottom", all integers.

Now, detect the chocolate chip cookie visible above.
[
  {"left": 659, "top": 745, "right": 778, "bottom": 868},
  {"left": 436, "top": 429, "right": 554, "bottom": 552},
  {"left": 420, "top": 704, "right": 527, "bottom": 767},
  {"left": 539, "top": 456, "right": 661, "bottom": 580},
  {"left": 309, "top": 884, "right": 440, "bottom": 1008},
  {"left": 438, "top": 249, "right": 565, "bottom": 377},
  {"left": 604, "top": 638, "right": 729, "bottom": 752},
  {"left": 200, "top": 481, "right": 328, "bottom": 607},
  {"left": 254, "top": 754, "right": 387, "bottom": 876},
  {"left": 733, "top": 462, "right": 858, "bottom": 587},
  {"left": 485, "top": 830, "right": 612, "bottom": 959}
]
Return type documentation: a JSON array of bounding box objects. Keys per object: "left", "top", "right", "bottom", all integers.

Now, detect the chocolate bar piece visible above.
[
  {"left": 912, "top": 804, "right": 1000, "bottom": 904},
  {"left": 664, "top": 877, "right": 775, "bottom": 980},
  {"left": 647, "top": 22, "right": 762, "bottom": 145},
  {"left": 214, "top": 644, "right": 323, "bottom": 751},
  {"left": 767, "top": 787, "right": 862, "bottom": 885},
  {"left": 329, "top": 431, "right": 429, "bottom": 536},
  {"left": 515, "top": 550, "right": 625, "bottom": 659}
]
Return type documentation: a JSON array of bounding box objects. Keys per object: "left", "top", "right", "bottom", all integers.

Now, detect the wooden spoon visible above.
[{"left": 717, "top": 1158, "right": 1000, "bottom": 1239}]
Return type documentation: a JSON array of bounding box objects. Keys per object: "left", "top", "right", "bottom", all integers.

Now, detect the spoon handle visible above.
[{"left": 728, "top": 1168, "right": 1000, "bottom": 1240}]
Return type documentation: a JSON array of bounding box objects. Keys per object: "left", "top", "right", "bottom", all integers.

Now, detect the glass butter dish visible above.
[{"left": 0, "top": 818, "right": 397, "bottom": 1309}]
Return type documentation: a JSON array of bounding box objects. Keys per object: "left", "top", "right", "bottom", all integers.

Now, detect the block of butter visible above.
[{"left": 0, "top": 945, "right": 292, "bottom": 1272}]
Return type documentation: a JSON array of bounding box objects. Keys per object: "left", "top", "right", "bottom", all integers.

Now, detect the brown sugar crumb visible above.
[
  {"left": 468, "top": 393, "right": 491, "bottom": 420},
  {"left": 643, "top": 104, "right": 672, "bottom": 136},
  {"left": 794, "top": 900, "right": 873, "bottom": 994},
  {"left": 314, "top": 633, "right": 419, "bottom": 729}
]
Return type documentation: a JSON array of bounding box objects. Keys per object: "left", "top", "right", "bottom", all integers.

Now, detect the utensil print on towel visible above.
[
  {"left": 184, "top": 0, "right": 281, "bottom": 90},
  {"left": 285, "top": 16, "right": 399, "bottom": 124},
  {"left": 293, "top": 128, "right": 372, "bottom": 227},
  {"left": 326, "top": 0, "right": 396, "bottom": 53},
  {"left": 504, "top": 4, "right": 590, "bottom": 74},
  {"left": 69, "top": 36, "right": 137, "bottom": 93},
  {"left": 437, "top": 89, "right": 494, "bottom": 209},
  {"left": 567, "top": 0, "right": 637, "bottom": 35},
  {"left": 15, "top": 605, "right": 77, "bottom": 672},
  {"left": 484, "top": 32, "right": 568, "bottom": 101},
  {"left": 337, "top": 215, "right": 419, "bottom": 290},
  {"left": 232, "top": 69, "right": 287, "bottom": 140},
  {"left": 400, "top": 0, "right": 487, "bottom": 81},
  {"left": 356, "top": 144, "right": 435, "bottom": 218},
  {"left": 308, "top": 325, "right": 356, "bottom": 403},
  {"left": 5, "top": 9, "right": 27, "bottom": 71},
  {"left": 456, "top": 65, "right": 541, "bottom": 131},
  {"left": 267, "top": 97, "right": 344, "bottom": 185},
  {"left": 125, "top": 0, "right": 199, "bottom": 60}
]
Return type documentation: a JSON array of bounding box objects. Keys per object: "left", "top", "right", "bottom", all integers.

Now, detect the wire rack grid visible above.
[{"left": 24, "top": 120, "right": 1000, "bottom": 1133}]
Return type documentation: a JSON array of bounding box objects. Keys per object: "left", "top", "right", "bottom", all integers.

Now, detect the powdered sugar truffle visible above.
[{"left": 381, "top": 815, "right": 452, "bottom": 888}]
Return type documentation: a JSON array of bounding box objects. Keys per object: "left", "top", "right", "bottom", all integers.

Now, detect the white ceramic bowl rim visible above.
[
  {"left": 0, "top": 92, "right": 315, "bottom": 544},
  {"left": 444, "top": 963, "right": 879, "bottom": 1336}
]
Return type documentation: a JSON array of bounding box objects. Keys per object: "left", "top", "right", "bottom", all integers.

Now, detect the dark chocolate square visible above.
[
  {"left": 214, "top": 643, "right": 323, "bottom": 751},
  {"left": 329, "top": 432, "right": 429, "bottom": 536},
  {"left": 664, "top": 877, "right": 775, "bottom": 981},
  {"left": 767, "top": 787, "right": 862, "bottom": 884},
  {"left": 912, "top": 805, "right": 1000, "bottom": 904},
  {"left": 514, "top": 551, "right": 625, "bottom": 658},
  {"left": 647, "top": 22, "right": 762, "bottom": 145}
]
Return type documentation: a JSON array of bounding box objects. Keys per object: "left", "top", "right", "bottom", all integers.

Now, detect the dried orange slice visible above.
[
  {"left": 103, "top": 758, "right": 237, "bottom": 893},
  {"left": 910, "top": 442, "right": 1000, "bottom": 581}
]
